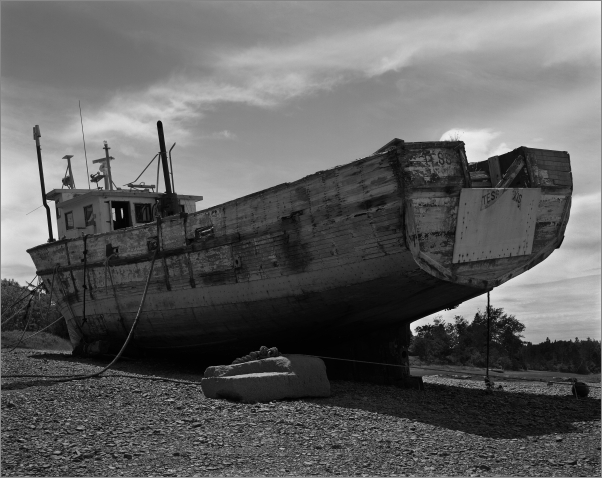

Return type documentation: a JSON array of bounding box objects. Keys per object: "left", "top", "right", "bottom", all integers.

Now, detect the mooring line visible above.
[
  {"left": 1, "top": 283, "right": 43, "bottom": 327},
  {"left": 303, "top": 354, "right": 601, "bottom": 387},
  {"left": 2, "top": 249, "right": 158, "bottom": 384}
]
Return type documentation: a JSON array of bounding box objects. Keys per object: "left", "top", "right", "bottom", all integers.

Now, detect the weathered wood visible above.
[
  {"left": 495, "top": 156, "right": 526, "bottom": 188},
  {"left": 28, "top": 140, "right": 572, "bottom": 355},
  {"left": 487, "top": 156, "right": 502, "bottom": 186}
]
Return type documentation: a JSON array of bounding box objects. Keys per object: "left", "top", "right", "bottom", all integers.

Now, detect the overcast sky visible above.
[{"left": 2, "top": 1, "right": 600, "bottom": 343}]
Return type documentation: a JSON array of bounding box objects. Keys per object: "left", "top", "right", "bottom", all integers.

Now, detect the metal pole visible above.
[
  {"left": 103, "top": 142, "right": 113, "bottom": 191},
  {"left": 486, "top": 291, "right": 490, "bottom": 379},
  {"left": 156, "top": 151, "right": 161, "bottom": 194},
  {"left": 168, "top": 142, "right": 176, "bottom": 194},
  {"left": 79, "top": 101, "right": 91, "bottom": 189},
  {"left": 33, "top": 125, "right": 55, "bottom": 243},
  {"left": 157, "top": 121, "right": 172, "bottom": 195}
]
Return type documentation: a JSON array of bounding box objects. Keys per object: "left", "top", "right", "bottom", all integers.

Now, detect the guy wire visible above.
[{"left": 79, "top": 100, "right": 90, "bottom": 189}]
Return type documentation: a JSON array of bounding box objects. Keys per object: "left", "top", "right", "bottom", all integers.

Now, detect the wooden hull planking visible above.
[{"left": 28, "top": 141, "right": 572, "bottom": 355}]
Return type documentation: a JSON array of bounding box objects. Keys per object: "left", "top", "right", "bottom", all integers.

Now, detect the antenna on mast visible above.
[{"left": 79, "top": 100, "right": 90, "bottom": 189}]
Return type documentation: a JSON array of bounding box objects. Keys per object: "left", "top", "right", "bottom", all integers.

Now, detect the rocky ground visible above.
[{"left": 1, "top": 349, "right": 600, "bottom": 477}]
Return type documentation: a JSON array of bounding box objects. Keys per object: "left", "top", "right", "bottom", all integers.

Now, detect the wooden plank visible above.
[
  {"left": 495, "top": 155, "right": 525, "bottom": 188},
  {"left": 487, "top": 156, "right": 502, "bottom": 187},
  {"left": 407, "top": 176, "right": 465, "bottom": 190},
  {"left": 546, "top": 170, "right": 572, "bottom": 180},
  {"left": 536, "top": 161, "right": 571, "bottom": 172},
  {"left": 529, "top": 148, "right": 569, "bottom": 157}
]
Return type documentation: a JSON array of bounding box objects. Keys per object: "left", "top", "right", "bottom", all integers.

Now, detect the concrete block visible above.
[{"left": 201, "top": 354, "right": 330, "bottom": 403}]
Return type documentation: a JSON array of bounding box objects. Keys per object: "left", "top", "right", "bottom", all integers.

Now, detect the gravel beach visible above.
[{"left": 1, "top": 349, "right": 600, "bottom": 477}]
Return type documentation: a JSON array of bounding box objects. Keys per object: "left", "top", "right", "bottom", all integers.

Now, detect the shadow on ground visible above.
[
  {"left": 1, "top": 351, "right": 209, "bottom": 391},
  {"left": 302, "top": 380, "right": 601, "bottom": 440},
  {"left": 3, "top": 351, "right": 600, "bottom": 441}
]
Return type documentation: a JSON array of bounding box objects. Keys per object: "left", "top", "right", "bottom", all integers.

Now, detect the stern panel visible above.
[{"left": 452, "top": 188, "right": 541, "bottom": 263}]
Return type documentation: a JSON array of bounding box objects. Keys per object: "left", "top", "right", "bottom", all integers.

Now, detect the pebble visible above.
[{"left": 1, "top": 349, "right": 600, "bottom": 476}]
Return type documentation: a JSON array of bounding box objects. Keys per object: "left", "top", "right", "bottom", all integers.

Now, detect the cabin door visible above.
[{"left": 111, "top": 201, "right": 131, "bottom": 230}]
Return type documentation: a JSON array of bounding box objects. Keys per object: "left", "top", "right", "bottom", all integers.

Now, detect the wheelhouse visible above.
[{"left": 47, "top": 189, "right": 202, "bottom": 240}]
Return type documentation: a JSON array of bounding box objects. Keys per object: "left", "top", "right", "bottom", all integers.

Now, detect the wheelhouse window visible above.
[
  {"left": 135, "top": 203, "right": 153, "bottom": 223},
  {"left": 111, "top": 201, "right": 132, "bottom": 230},
  {"left": 65, "top": 211, "right": 74, "bottom": 230},
  {"left": 84, "top": 205, "right": 94, "bottom": 226}
]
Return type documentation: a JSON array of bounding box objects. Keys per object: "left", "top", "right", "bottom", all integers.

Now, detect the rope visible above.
[
  {"left": 1, "top": 368, "right": 202, "bottom": 386},
  {"left": 124, "top": 153, "right": 158, "bottom": 186},
  {"left": 6, "top": 315, "right": 65, "bottom": 344},
  {"left": 6, "top": 294, "right": 36, "bottom": 353},
  {"left": 5, "top": 268, "right": 59, "bottom": 352},
  {"left": 306, "top": 354, "right": 408, "bottom": 369},
  {"left": 1, "top": 275, "right": 38, "bottom": 314},
  {"left": 1, "top": 283, "right": 42, "bottom": 327},
  {"left": 2, "top": 248, "right": 159, "bottom": 384},
  {"left": 305, "top": 354, "right": 602, "bottom": 387},
  {"left": 1, "top": 291, "right": 36, "bottom": 328}
]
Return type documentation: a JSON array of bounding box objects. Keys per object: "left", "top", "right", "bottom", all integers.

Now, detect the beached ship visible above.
[{"left": 27, "top": 122, "right": 572, "bottom": 383}]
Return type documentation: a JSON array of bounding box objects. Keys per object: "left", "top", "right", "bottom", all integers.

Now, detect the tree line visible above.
[
  {"left": 1, "top": 278, "right": 69, "bottom": 339},
  {"left": 410, "top": 306, "right": 600, "bottom": 374}
]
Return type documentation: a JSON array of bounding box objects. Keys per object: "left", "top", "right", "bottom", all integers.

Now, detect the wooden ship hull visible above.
[{"left": 28, "top": 138, "right": 572, "bottom": 382}]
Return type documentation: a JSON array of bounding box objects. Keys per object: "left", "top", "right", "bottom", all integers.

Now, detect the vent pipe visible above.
[
  {"left": 157, "top": 121, "right": 179, "bottom": 216},
  {"left": 33, "top": 125, "right": 55, "bottom": 243},
  {"left": 157, "top": 121, "right": 173, "bottom": 195}
]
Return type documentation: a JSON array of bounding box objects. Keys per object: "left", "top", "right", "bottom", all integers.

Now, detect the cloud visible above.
[
  {"left": 439, "top": 128, "right": 504, "bottom": 162},
  {"left": 488, "top": 142, "right": 511, "bottom": 158},
  {"left": 203, "top": 130, "right": 236, "bottom": 140},
  {"left": 216, "top": 2, "right": 599, "bottom": 79},
  {"left": 540, "top": 2, "right": 601, "bottom": 67},
  {"left": 561, "top": 191, "right": 602, "bottom": 254},
  {"left": 413, "top": 274, "right": 601, "bottom": 343},
  {"left": 57, "top": 2, "right": 600, "bottom": 142},
  {"left": 58, "top": 78, "right": 286, "bottom": 144}
]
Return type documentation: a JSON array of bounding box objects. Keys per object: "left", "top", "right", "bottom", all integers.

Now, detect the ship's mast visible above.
[
  {"left": 92, "top": 141, "right": 114, "bottom": 190},
  {"left": 103, "top": 141, "right": 114, "bottom": 191}
]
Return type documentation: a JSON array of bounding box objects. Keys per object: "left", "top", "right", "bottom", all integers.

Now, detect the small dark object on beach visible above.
[{"left": 572, "top": 381, "right": 590, "bottom": 398}]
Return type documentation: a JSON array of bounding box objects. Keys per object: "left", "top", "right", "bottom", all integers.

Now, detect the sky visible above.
[{"left": 1, "top": 1, "right": 600, "bottom": 343}]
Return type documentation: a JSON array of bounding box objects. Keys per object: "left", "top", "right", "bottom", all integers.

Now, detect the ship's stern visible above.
[{"left": 401, "top": 143, "right": 572, "bottom": 289}]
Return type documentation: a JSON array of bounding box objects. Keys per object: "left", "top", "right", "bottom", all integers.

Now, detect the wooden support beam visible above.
[
  {"left": 495, "top": 155, "right": 525, "bottom": 188},
  {"left": 487, "top": 156, "right": 502, "bottom": 186}
]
